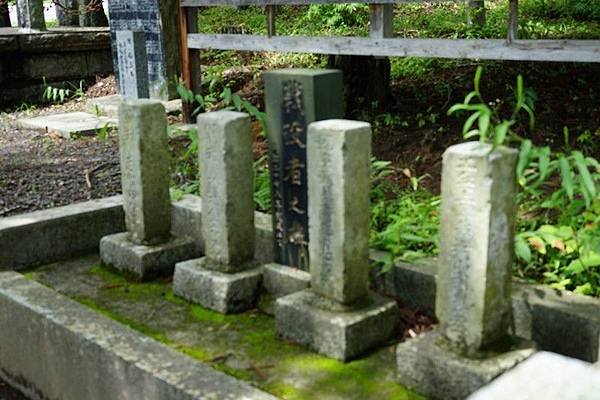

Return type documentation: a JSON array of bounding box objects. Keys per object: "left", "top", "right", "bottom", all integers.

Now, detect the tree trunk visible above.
[
  {"left": 0, "top": 0, "right": 11, "bottom": 27},
  {"left": 468, "top": 0, "right": 486, "bottom": 27},
  {"left": 56, "top": 0, "right": 80, "bottom": 26},
  {"left": 79, "top": 0, "right": 108, "bottom": 27},
  {"left": 327, "top": 55, "right": 391, "bottom": 115}
]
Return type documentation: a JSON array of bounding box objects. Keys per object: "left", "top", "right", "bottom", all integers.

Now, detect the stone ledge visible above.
[
  {"left": 0, "top": 196, "right": 124, "bottom": 271},
  {"left": 173, "top": 258, "right": 263, "bottom": 314},
  {"left": 468, "top": 351, "right": 600, "bottom": 400},
  {"left": 0, "top": 27, "right": 111, "bottom": 53},
  {"left": 0, "top": 272, "right": 276, "bottom": 400},
  {"left": 4, "top": 194, "right": 600, "bottom": 362},
  {"left": 275, "top": 290, "right": 399, "bottom": 361},
  {"left": 396, "top": 331, "right": 536, "bottom": 400},
  {"left": 100, "top": 232, "right": 199, "bottom": 279}
]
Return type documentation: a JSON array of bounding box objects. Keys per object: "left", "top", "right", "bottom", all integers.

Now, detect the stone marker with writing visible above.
[
  {"left": 173, "top": 111, "right": 263, "bottom": 314},
  {"left": 396, "top": 141, "right": 536, "bottom": 400},
  {"left": 100, "top": 100, "right": 196, "bottom": 278},
  {"left": 116, "top": 30, "right": 150, "bottom": 100},
  {"left": 263, "top": 69, "right": 343, "bottom": 271},
  {"left": 16, "top": 0, "right": 46, "bottom": 30},
  {"left": 107, "top": 0, "right": 181, "bottom": 100},
  {"left": 275, "top": 119, "right": 399, "bottom": 361}
]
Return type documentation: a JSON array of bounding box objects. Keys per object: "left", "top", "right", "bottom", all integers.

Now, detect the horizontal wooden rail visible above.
[
  {"left": 188, "top": 34, "right": 600, "bottom": 63},
  {"left": 181, "top": 0, "right": 453, "bottom": 6}
]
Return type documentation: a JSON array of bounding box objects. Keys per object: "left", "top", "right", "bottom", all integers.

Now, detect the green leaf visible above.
[
  {"left": 515, "top": 235, "right": 532, "bottom": 263},
  {"left": 493, "top": 120, "right": 510, "bottom": 146},
  {"left": 517, "top": 139, "right": 532, "bottom": 181},
  {"left": 478, "top": 112, "right": 490, "bottom": 142},
  {"left": 573, "top": 151, "right": 597, "bottom": 199},
  {"left": 232, "top": 94, "right": 242, "bottom": 112},
  {"left": 558, "top": 156, "right": 574, "bottom": 200},
  {"left": 537, "top": 147, "right": 551, "bottom": 183},
  {"left": 474, "top": 66, "right": 483, "bottom": 94},
  {"left": 462, "top": 111, "right": 480, "bottom": 136}
]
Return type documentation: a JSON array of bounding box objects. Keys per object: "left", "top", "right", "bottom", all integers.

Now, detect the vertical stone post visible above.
[
  {"left": 198, "top": 111, "right": 255, "bottom": 270},
  {"left": 436, "top": 142, "right": 517, "bottom": 353},
  {"left": 308, "top": 120, "right": 370, "bottom": 305},
  {"left": 16, "top": 0, "right": 46, "bottom": 30},
  {"left": 275, "top": 119, "right": 399, "bottom": 361},
  {"left": 100, "top": 100, "right": 197, "bottom": 278},
  {"left": 396, "top": 142, "right": 536, "bottom": 400},
  {"left": 118, "top": 100, "right": 171, "bottom": 245},
  {"left": 173, "top": 111, "right": 263, "bottom": 314},
  {"left": 263, "top": 69, "right": 344, "bottom": 271},
  {"left": 116, "top": 30, "right": 150, "bottom": 100}
]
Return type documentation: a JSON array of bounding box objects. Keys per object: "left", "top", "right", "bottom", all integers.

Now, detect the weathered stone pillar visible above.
[
  {"left": 116, "top": 30, "right": 150, "bottom": 100},
  {"left": 275, "top": 119, "right": 399, "bottom": 361},
  {"left": 396, "top": 142, "right": 536, "bottom": 400},
  {"left": 437, "top": 142, "right": 516, "bottom": 352},
  {"left": 173, "top": 111, "right": 263, "bottom": 314},
  {"left": 16, "top": 0, "right": 46, "bottom": 30},
  {"left": 99, "top": 100, "right": 197, "bottom": 278}
]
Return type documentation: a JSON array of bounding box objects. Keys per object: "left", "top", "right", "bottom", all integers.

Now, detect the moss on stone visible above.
[{"left": 31, "top": 258, "right": 424, "bottom": 400}]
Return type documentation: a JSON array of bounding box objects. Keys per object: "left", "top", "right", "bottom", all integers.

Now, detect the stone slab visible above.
[
  {"left": 17, "top": 112, "right": 117, "bottom": 138},
  {"left": 87, "top": 95, "right": 182, "bottom": 117},
  {"left": 396, "top": 331, "right": 536, "bottom": 400},
  {"left": 0, "top": 196, "right": 124, "bottom": 271},
  {"left": 0, "top": 272, "right": 276, "bottom": 400},
  {"left": 469, "top": 351, "right": 600, "bottom": 400},
  {"left": 173, "top": 258, "right": 263, "bottom": 314},
  {"left": 275, "top": 290, "right": 399, "bottom": 361},
  {"left": 100, "top": 232, "right": 198, "bottom": 279},
  {"left": 263, "top": 263, "right": 310, "bottom": 298}
]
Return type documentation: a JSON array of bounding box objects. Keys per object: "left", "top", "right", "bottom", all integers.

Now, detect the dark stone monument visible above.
[
  {"left": 116, "top": 30, "right": 150, "bottom": 100},
  {"left": 107, "top": 0, "right": 181, "bottom": 100},
  {"left": 263, "top": 69, "right": 343, "bottom": 271}
]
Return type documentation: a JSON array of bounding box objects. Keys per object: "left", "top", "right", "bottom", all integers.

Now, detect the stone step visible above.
[
  {"left": 87, "top": 95, "right": 182, "bottom": 117},
  {"left": 17, "top": 111, "right": 117, "bottom": 138}
]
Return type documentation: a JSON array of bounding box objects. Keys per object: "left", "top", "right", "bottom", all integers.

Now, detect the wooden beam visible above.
[
  {"left": 181, "top": 0, "right": 451, "bottom": 6},
  {"left": 188, "top": 34, "right": 600, "bottom": 63},
  {"left": 508, "top": 0, "right": 519, "bottom": 43},
  {"left": 178, "top": 5, "right": 202, "bottom": 123},
  {"left": 369, "top": 4, "right": 394, "bottom": 39}
]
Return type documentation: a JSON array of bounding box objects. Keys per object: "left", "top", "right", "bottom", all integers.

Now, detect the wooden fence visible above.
[{"left": 177, "top": 0, "right": 600, "bottom": 107}]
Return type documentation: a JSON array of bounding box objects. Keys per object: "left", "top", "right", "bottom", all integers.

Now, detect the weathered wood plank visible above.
[
  {"left": 508, "top": 0, "right": 519, "bottom": 42},
  {"left": 369, "top": 4, "right": 394, "bottom": 39},
  {"left": 181, "top": 0, "right": 448, "bottom": 6},
  {"left": 188, "top": 34, "right": 600, "bottom": 63}
]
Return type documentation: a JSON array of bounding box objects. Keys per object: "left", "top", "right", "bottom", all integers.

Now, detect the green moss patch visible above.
[{"left": 30, "top": 260, "right": 423, "bottom": 400}]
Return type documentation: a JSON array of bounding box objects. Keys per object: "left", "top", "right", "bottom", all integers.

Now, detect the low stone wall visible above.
[
  {"left": 0, "top": 27, "right": 113, "bottom": 106},
  {"left": 1, "top": 194, "right": 599, "bottom": 363},
  {"left": 0, "top": 272, "right": 276, "bottom": 400}
]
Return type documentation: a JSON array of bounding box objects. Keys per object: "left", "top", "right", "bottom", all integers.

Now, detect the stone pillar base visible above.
[
  {"left": 275, "top": 290, "right": 399, "bottom": 361},
  {"left": 99, "top": 232, "right": 198, "bottom": 279},
  {"left": 172, "top": 258, "right": 263, "bottom": 314},
  {"left": 396, "top": 331, "right": 537, "bottom": 400}
]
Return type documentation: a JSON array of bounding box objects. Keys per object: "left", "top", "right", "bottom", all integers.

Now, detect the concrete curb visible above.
[
  {"left": 0, "top": 272, "right": 277, "bottom": 400},
  {"left": 0, "top": 196, "right": 125, "bottom": 271},
  {"left": 2, "top": 194, "right": 599, "bottom": 362}
]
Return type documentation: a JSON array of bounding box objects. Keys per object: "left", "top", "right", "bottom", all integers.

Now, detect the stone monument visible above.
[
  {"left": 396, "top": 142, "right": 537, "bottom": 399},
  {"left": 99, "top": 100, "right": 197, "bottom": 279},
  {"left": 16, "top": 0, "right": 45, "bottom": 30},
  {"left": 115, "top": 30, "right": 150, "bottom": 100},
  {"left": 107, "top": 0, "right": 181, "bottom": 100},
  {"left": 275, "top": 119, "right": 399, "bottom": 361},
  {"left": 172, "top": 111, "right": 263, "bottom": 314},
  {"left": 263, "top": 69, "right": 343, "bottom": 271}
]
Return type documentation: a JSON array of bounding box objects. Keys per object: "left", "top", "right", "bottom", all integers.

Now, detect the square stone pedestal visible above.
[
  {"left": 396, "top": 331, "right": 537, "bottom": 400},
  {"left": 173, "top": 258, "right": 263, "bottom": 314},
  {"left": 275, "top": 290, "right": 399, "bottom": 361},
  {"left": 100, "top": 232, "right": 198, "bottom": 279}
]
